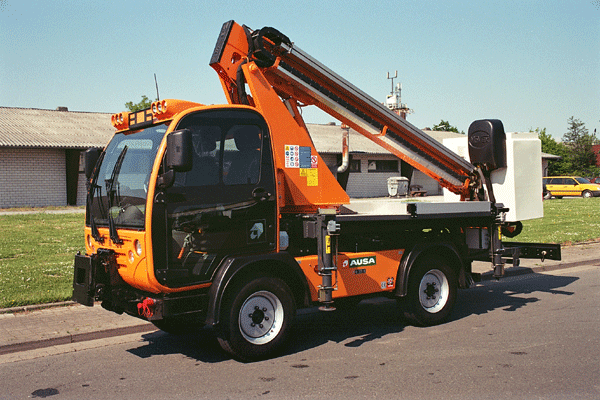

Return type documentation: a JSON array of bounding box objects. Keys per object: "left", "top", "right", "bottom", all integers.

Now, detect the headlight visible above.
[{"left": 134, "top": 239, "right": 143, "bottom": 256}]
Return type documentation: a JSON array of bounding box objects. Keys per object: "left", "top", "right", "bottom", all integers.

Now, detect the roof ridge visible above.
[{"left": 0, "top": 106, "right": 113, "bottom": 115}]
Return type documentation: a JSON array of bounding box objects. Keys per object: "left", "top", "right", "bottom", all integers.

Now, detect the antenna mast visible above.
[
  {"left": 385, "top": 70, "right": 412, "bottom": 119},
  {"left": 154, "top": 73, "right": 160, "bottom": 101}
]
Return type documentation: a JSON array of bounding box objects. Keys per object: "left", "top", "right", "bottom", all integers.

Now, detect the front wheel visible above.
[
  {"left": 582, "top": 190, "right": 593, "bottom": 198},
  {"left": 403, "top": 255, "right": 457, "bottom": 326},
  {"left": 217, "top": 276, "right": 295, "bottom": 361}
]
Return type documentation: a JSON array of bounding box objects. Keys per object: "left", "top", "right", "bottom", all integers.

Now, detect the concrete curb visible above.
[
  {"left": 0, "top": 301, "right": 76, "bottom": 315},
  {"left": 0, "top": 323, "right": 157, "bottom": 356}
]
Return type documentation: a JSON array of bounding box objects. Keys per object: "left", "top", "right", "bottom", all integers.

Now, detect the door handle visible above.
[{"left": 252, "top": 187, "right": 271, "bottom": 201}]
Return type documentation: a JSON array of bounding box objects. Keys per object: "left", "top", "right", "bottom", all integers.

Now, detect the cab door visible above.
[{"left": 152, "top": 108, "right": 276, "bottom": 287}]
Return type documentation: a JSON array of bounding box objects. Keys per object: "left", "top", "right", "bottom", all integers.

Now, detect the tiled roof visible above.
[
  {"left": 7, "top": 107, "right": 554, "bottom": 160},
  {"left": 0, "top": 107, "right": 114, "bottom": 148},
  {"left": 1, "top": 106, "right": 426, "bottom": 152}
]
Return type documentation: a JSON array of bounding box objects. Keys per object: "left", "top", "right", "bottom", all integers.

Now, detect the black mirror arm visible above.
[{"left": 157, "top": 170, "right": 175, "bottom": 190}]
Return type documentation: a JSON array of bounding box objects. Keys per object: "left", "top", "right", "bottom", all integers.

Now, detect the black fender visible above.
[
  {"left": 394, "top": 242, "right": 466, "bottom": 297},
  {"left": 205, "top": 252, "right": 311, "bottom": 327}
]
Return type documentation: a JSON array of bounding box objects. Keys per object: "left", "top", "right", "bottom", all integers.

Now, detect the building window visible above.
[
  {"left": 349, "top": 159, "right": 361, "bottom": 172},
  {"left": 368, "top": 159, "right": 398, "bottom": 172}
]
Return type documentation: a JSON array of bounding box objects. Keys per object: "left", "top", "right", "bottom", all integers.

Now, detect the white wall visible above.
[
  {"left": 322, "top": 153, "right": 412, "bottom": 198},
  {"left": 0, "top": 148, "right": 66, "bottom": 208}
]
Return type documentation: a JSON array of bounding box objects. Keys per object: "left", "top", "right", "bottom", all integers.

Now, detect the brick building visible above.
[
  {"left": 4, "top": 106, "right": 551, "bottom": 207},
  {"left": 1, "top": 106, "right": 460, "bottom": 208},
  {"left": 0, "top": 107, "right": 113, "bottom": 208},
  {"left": 592, "top": 144, "right": 600, "bottom": 167}
]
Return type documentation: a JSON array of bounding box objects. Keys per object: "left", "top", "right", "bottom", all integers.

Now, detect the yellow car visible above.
[{"left": 543, "top": 176, "right": 600, "bottom": 198}]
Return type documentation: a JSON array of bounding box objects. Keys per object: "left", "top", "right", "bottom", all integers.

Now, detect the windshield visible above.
[
  {"left": 88, "top": 123, "right": 168, "bottom": 229},
  {"left": 575, "top": 177, "right": 591, "bottom": 184}
]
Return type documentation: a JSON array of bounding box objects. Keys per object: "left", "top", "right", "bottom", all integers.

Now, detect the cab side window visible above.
[
  {"left": 171, "top": 118, "right": 263, "bottom": 188},
  {"left": 223, "top": 125, "right": 262, "bottom": 185},
  {"left": 175, "top": 125, "right": 220, "bottom": 187}
]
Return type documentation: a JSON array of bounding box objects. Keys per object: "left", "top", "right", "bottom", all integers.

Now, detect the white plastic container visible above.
[{"left": 443, "top": 132, "right": 543, "bottom": 222}]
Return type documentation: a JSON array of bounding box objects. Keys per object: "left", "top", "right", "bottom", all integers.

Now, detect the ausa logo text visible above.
[{"left": 348, "top": 256, "right": 376, "bottom": 268}]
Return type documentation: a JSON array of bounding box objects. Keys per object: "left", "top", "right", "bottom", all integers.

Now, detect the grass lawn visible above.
[
  {"left": 505, "top": 198, "right": 600, "bottom": 244},
  {"left": 0, "top": 213, "right": 85, "bottom": 309},
  {"left": 0, "top": 198, "right": 598, "bottom": 308}
]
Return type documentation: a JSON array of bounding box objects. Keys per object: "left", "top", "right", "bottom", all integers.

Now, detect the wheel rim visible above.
[
  {"left": 583, "top": 191, "right": 592, "bottom": 198},
  {"left": 418, "top": 269, "right": 449, "bottom": 313},
  {"left": 238, "top": 290, "right": 284, "bottom": 345}
]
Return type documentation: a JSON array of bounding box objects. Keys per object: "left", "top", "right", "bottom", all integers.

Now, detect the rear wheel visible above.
[
  {"left": 582, "top": 190, "right": 593, "bottom": 198},
  {"left": 403, "top": 255, "right": 457, "bottom": 326},
  {"left": 217, "top": 276, "right": 295, "bottom": 361}
]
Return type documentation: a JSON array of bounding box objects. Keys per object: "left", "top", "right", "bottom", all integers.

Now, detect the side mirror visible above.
[
  {"left": 158, "top": 129, "right": 193, "bottom": 190},
  {"left": 84, "top": 148, "right": 101, "bottom": 179},
  {"left": 166, "top": 129, "right": 193, "bottom": 172}
]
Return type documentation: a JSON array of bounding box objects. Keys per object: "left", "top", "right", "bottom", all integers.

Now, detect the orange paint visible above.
[{"left": 296, "top": 249, "right": 405, "bottom": 302}]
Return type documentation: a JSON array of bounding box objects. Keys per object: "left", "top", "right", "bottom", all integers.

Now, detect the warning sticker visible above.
[
  {"left": 285, "top": 145, "right": 300, "bottom": 168},
  {"left": 285, "top": 145, "right": 314, "bottom": 169},
  {"left": 306, "top": 169, "right": 318, "bottom": 186},
  {"left": 286, "top": 144, "right": 318, "bottom": 186},
  {"left": 299, "top": 146, "right": 312, "bottom": 168}
]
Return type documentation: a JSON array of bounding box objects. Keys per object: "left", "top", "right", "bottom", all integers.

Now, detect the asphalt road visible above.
[{"left": 2, "top": 264, "right": 599, "bottom": 399}]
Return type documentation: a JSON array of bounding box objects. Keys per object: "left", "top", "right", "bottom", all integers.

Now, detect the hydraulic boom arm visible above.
[{"left": 211, "top": 21, "right": 478, "bottom": 199}]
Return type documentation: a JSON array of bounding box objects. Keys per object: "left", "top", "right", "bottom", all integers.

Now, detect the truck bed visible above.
[{"left": 339, "top": 198, "right": 494, "bottom": 222}]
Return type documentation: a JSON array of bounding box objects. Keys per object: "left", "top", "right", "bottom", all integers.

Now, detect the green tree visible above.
[
  {"left": 535, "top": 127, "right": 571, "bottom": 175},
  {"left": 561, "top": 117, "right": 599, "bottom": 175},
  {"left": 124, "top": 95, "right": 155, "bottom": 112},
  {"left": 432, "top": 120, "right": 463, "bottom": 134}
]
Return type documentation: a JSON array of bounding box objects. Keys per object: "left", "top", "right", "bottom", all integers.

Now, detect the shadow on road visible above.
[
  {"left": 127, "top": 271, "right": 578, "bottom": 363},
  {"left": 452, "top": 272, "right": 578, "bottom": 320}
]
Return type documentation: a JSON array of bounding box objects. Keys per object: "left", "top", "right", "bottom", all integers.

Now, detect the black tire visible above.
[
  {"left": 403, "top": 255, "right": 457, "bottom": 327},
  {"left": 582, "top": 190, "right": 593, "bottom": 198},
  {"left": 217, "top": 276, "right": 295, "bottom": 361},
  {"left": 151, "top": 316, "right": 203, "bottom": 335}
]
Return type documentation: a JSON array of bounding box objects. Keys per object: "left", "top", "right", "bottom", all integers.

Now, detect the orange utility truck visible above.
[{"left": 73, "top": 21, "right": 560, "bottom": 361}]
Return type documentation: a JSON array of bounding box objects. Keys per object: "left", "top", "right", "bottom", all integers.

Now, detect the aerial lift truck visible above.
[{"left": 73, "top": 21, "right": 560, "bottom": 360}]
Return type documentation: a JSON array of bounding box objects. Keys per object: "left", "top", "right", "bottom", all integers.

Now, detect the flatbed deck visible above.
[{"left": 340, "top": 199, "right": 494, "bottom": 221}]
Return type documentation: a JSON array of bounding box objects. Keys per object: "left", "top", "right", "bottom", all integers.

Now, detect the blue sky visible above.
[{"left": 1, "top": 0, "right": 598, "bottom": 139}]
